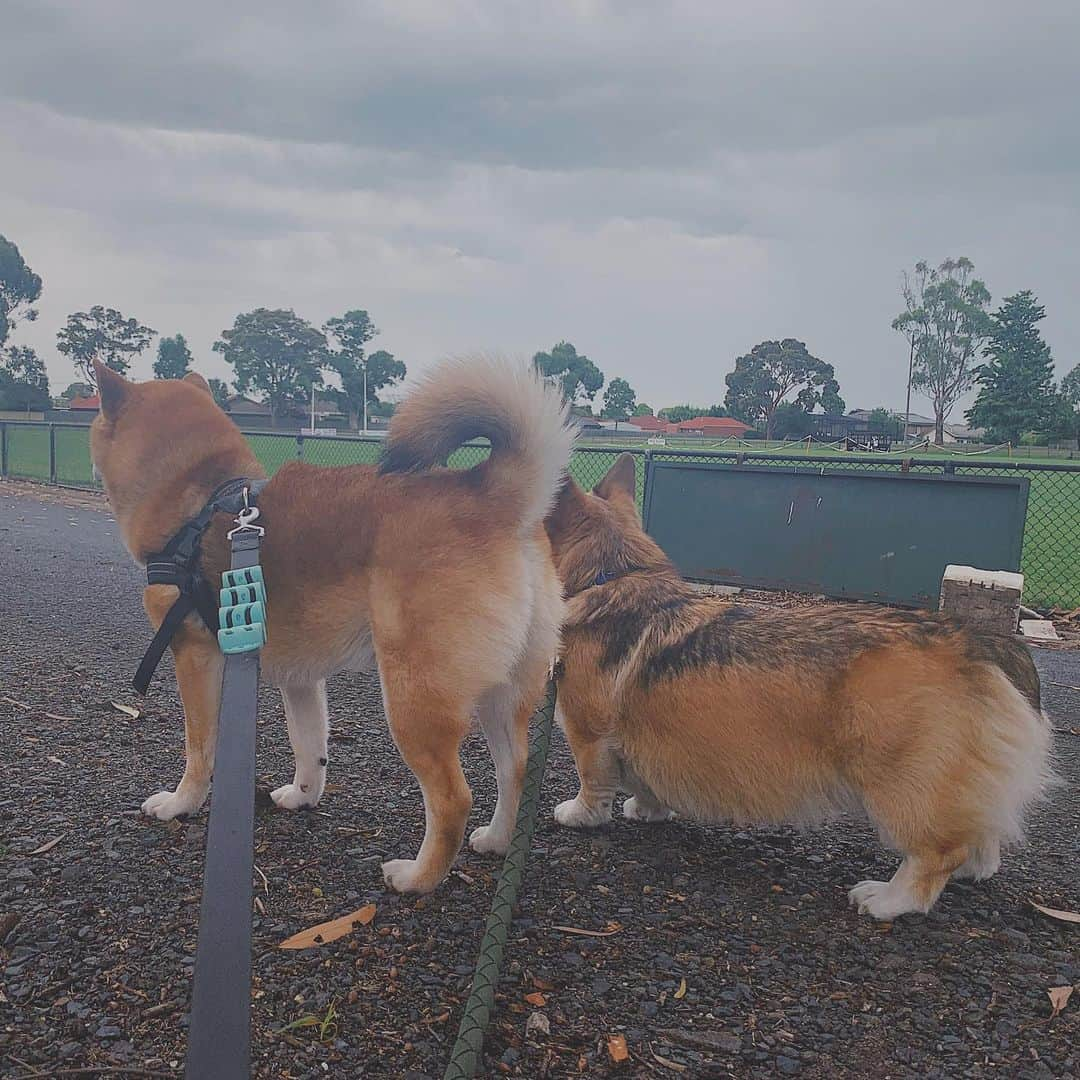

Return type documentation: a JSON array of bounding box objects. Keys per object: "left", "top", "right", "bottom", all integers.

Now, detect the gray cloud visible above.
[{"left": 1, "top": 0, "right": 1078, "bottom": 411}]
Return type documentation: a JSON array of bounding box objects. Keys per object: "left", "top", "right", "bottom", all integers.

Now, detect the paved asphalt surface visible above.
[{"left": 1, "top": 480, "right": 1077, "bottom": 1079}]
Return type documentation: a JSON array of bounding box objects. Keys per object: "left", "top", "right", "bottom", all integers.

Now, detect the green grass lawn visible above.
[
  {"left": 578, "top": 436, "right": 1080, "bottom": 466},
  {"left": 6, "top": 423, "right": 1078, "bottom": 609}
]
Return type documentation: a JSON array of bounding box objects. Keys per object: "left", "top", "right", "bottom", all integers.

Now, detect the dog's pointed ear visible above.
[
  {"left": 183, "top": 371, "right": 212, "bottom": 395},
  {"left": 593, "top": 453, "right": 637, "bottom": 502},
  {"left": 545, "top": 475, "right": 586, "bottom": 539},
  {"left": 94, "top": 360, "right": 130, "bottom": 421}
]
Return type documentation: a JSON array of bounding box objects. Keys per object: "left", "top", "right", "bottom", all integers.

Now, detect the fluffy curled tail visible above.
[{"left": 379, "top": 356, "right": 574, "bottom": 530}]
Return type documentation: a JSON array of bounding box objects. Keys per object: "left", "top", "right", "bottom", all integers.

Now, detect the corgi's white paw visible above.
[
  {"left": 954, "top": 841, "right": 1001, "bottom": 881},
  {"left": 554, "top": 796, "right": 611, "bottom": 829},
  {"left": 622, "top": 795, "right": 676, "bottom": 823},
  {"left": 848, "top": 879, "right": 922, "bottom": 920},
  {"left": 469, "top": 823, "right": 511, "bottom": 855}
]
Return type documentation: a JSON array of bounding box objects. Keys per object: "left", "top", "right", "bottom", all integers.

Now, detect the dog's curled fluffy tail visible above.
[{"left": 380, "top": 356, "right": 574, "bottom": 530}]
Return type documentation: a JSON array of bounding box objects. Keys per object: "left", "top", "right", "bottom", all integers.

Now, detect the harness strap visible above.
[
  {"left": 565, "top": 564, "right": 647, "bottom": 597},
  {"left": 132, "top": 591, "right": 198, "bottom": 696},
  {"left": 131, "top": 477, "right": 265, "bottom": 694}
]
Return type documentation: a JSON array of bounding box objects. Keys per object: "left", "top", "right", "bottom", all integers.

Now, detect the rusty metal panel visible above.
[{"left": 641, "top": 461, "right": 1029, "bottom": 608}]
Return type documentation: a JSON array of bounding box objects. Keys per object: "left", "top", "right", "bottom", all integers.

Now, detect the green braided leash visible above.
[{"left": 443, "top": 677, "right": 558, "bottom": 1080}]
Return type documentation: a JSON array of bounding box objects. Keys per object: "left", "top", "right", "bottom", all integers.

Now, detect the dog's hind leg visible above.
[
  {"left": 619, "top": 762, "right": 675, "bottom": 822},
  {"left": 470, "top": 606, "right": 557, "bottom": 856},
  {"left": 470, "top": 684, "right": 532, "bottom": 856},
  {"left": 953, "top": 837, "right": 1001, "bottom": 881},
  {"left": 272, "top": 681, "right": 329, "bottom": 810},
  {"left": 848, "top": 844, "right": 968, "bottom": 919},
  {"left": 378, "top": 665, "right": 473, "bottom": 895},
  {"left": 141, "top": 611, "right": 223, "bottom": 821},
  {"left": 622, "top": 788, "right": 676, "bottom": 822}
]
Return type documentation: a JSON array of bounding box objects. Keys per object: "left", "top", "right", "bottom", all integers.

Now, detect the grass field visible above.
[
  {"left": 5, "top": 422, "right": 1078, "bottom": 608},
  {"left": 581, "top": 435, "right": 1080, "bottom": 465}
]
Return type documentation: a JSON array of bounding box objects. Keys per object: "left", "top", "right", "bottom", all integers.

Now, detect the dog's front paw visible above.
[
  {"left": 270, "top": 782, "right": 320, "bottom": 811},
  {"left": 381, "top": 858, "right": 441, "bottom": 895},
  {"left": 622, "top": 795, "right": 676, "bottom": 823},
  {"left": 469, "top": 823, "right": 511, "bottom": 856},
  {"left": 554, "top": 796, "right": 611, "bottom": 829},
  {"left": 141, "top": 788, "right": 205, "bottom": 820},
  {"left": 848, "top": 879, "right": 921, "bottom": 920}
]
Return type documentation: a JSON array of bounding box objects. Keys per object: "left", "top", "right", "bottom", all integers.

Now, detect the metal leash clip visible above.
[{"left": 227, "top": 486, "right": 265, "bottom": 539}]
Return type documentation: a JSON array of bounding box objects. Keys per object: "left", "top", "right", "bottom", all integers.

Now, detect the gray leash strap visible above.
[{"left": 185, "top": 526, "right": 263, "bottom": 1080}]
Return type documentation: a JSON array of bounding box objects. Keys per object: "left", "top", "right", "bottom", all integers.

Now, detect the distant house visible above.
[
  {"left": 631, "top": 415, "right": 669, "bottom": 432},
  {"left": 897, "top": 412, "right": 936, "bottom": 439},
  {"left": 898, "top": 413, "right": 985, "bottom": 444},
  {"left": 674, "top": 416, "right": 752, "bottom": 437},
  {"left": 596, "top": 420, "right": 646, "bottom": 432},
  {"left": 223, "top": 394, "right": 272, "bottom": 418},
  {"left": 69, "top": 394, "right": 101, "bottom": 412},
  {"left": 943, "top": 424, "right": 986, "bottom": 444}
]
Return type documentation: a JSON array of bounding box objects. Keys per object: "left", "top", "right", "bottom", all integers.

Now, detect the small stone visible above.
[
  {"left": 526, "top": 1011, "right": 550, "bottom": 1038},
  {"left": 999, "top": 928, "right": 1029, "bottom": 947}
]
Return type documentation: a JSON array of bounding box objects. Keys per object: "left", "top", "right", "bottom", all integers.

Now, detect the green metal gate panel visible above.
[{"left": 642, "top": 461, "right": 1030, "bottom": 608}]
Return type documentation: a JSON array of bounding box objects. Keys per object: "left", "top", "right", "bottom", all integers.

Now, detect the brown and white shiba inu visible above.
[
  {"left": 544, "top": 454, "right": 1053, "bottom": 919},
  {"left": 90, "top": 356, "right": 573, "bottom": 894}
]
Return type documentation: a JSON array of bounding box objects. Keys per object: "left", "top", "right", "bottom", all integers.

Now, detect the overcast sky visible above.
[{"left": 2, "top": 1, "right": 1077, "bottom": 414}]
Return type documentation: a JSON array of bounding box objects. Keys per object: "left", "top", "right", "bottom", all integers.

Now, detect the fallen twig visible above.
[
  {"left": 141, "top": 1000, "right": 181, "bottom": 1018},
  {"left": 551, "top": 923, "right": 623, "bottom": 938},
  {"left": 11, "top": 1069, "right": 176, "bottom": 1079},
  {"left": 30, "top": 835, "right": 66, "bottom": 855},
  {"left": 253, "top": 863, "right": 269, "bottom": 895}
]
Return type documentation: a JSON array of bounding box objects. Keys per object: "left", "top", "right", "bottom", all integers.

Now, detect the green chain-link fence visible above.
[{"left": 4, "top": 421, "right": 1078, "bottom": 609}]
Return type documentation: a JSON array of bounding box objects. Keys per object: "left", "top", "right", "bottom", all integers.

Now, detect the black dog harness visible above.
[{"left": 132, "top": 476, "right": 266, "bottom": 694}]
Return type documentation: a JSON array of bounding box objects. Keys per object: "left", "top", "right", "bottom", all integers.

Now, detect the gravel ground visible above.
[{"left": 1, "top": 479, "right": 1078, "bottom": 1080}]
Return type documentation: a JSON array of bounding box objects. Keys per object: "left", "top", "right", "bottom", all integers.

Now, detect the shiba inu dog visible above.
[
  {"left": 90, "top": 356, "right": 572, "bottom": 894},
  {"left": 544, "top": 454, "right": 1052, "bottom": 919}
]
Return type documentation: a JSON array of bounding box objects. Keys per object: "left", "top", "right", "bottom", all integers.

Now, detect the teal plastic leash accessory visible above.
[{"left": 217, "top": 504, "right": 267, "bottom": 654}]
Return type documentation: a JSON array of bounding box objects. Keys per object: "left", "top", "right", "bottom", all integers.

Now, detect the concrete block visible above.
[
  {"left": 939, "top": 565, "right": 1023, "bottom": 634},
  {"left": 688, "top": 582, "right": 741, "bottom": 596},
  {"left": 1020, "top": 619, "right": 1059, "bottom": 641}
]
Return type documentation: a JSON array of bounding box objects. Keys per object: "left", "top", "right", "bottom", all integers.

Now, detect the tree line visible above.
[
  {"left": 892, "top": 256, "right": 1072, "bottom": 446},
  {"left": 2, "top": 233, "right": 1075, "bottom": 447},
  {"left": 526, "top": 260, "right": 1076, "bottom": 447},
  {"left": 533, "top": 337, "right": 844, "bottom": 440},
  {"left": 0, "top": 236, "right": 405, "bottom": 428}
]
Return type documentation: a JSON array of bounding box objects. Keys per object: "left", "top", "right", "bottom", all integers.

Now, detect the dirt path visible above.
[{"left": 1, "top": 480, "right": 1077, "bottom": 1078}]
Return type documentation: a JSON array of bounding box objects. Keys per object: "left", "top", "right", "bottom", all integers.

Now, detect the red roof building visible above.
[
  {"left": 630, "top": 414, "right": 669, "bottom": 431},
  {"left": 674, "top": 416, "right": 752, "bottom": 436},
  {"left": 69, "top": 394, "right": 101, "bottom": 410}
]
